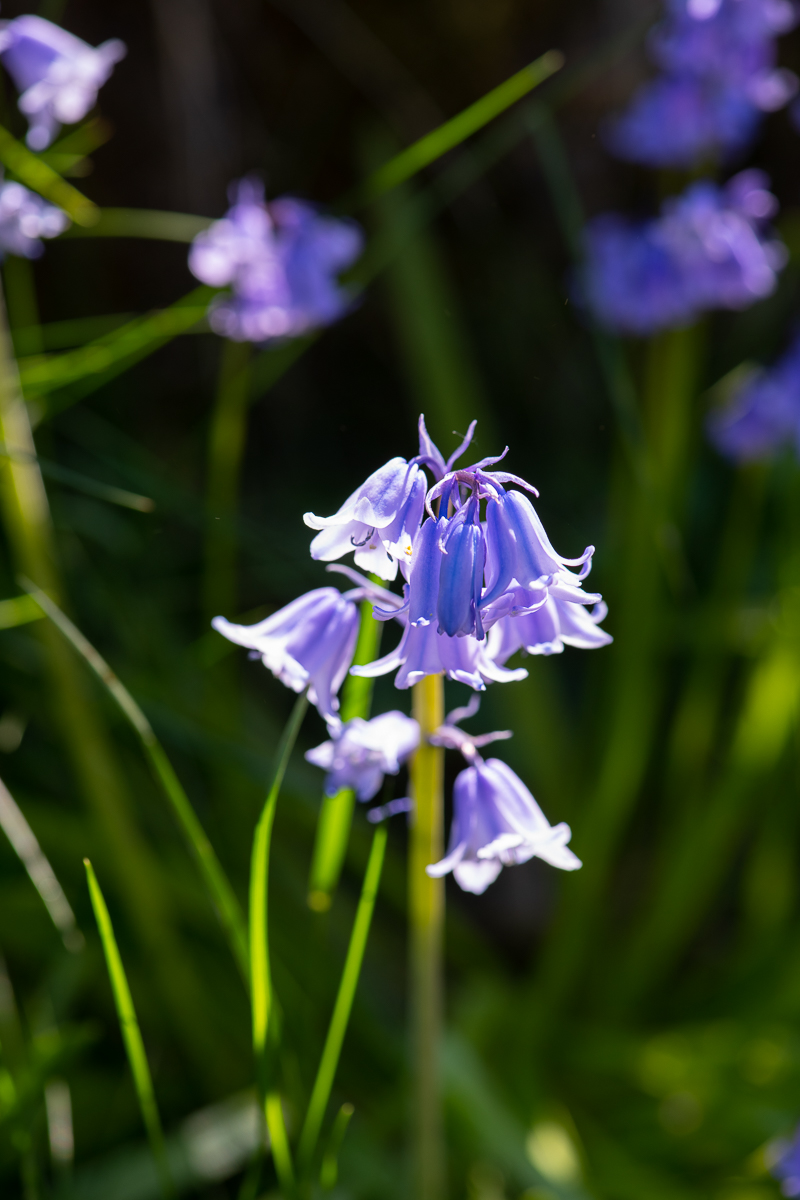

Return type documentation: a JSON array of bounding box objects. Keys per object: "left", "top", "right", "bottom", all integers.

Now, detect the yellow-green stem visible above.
[
  {"left": 203, "top": 338, "right": 253, "bottom": 625},
  {"left": 409, "top": 674, "right": 445, "bottom": 1200}
]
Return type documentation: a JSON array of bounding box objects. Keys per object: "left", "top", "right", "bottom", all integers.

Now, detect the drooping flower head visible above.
[
  {"left": 0, "top": 15, "right": 126, "bottom": 150},
  {"left": 426, "top": 702, "right": 581, "bottom": 894},
  {"left": 582, "top": 170, "right": 786, "bottom": 336},
  {"left": 0, "top": 179, "right": 68, "bottom": 258},
  {"left": 189, "top": 178, "right": 363, "bottom": 343},
  {"left": 607, "top": 0, "right": 798, "bottom": 168},
  {"left": 707, "top": 332, "right": 800, "bottom": 460},
  {"left": 212, "top": 586, "right": 363, "bottom": 731},
  {"left": 305, "top": 711, "right": 420, "bottom": 800}
]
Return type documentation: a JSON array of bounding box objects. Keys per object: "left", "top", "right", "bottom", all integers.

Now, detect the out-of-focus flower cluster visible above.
[
  {"left": 608, "top": 0, "right": 798, "bottom": 168},
  {"left": 582, "top": 169, "right": 786, "bottom": 336},
  {"left": 709, "top": 332, "right": 800, "bottom": 460},
  {"left": 215, "top": 419, "right": 609, "bottom": 892},
  {"left": 0, "top": 14, "right": 125, "bottom": 150},
  {"left": 189, "top": 179, "right": 363, "bottom": 343},
  {"left": 0, "top": 178, "right": 68, "bottom": 258}
]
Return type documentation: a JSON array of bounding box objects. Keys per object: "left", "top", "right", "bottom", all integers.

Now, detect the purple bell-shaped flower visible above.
[
  {"left": 212, "top": 587, "right": 360, "bottom": 730},
  {"left": 0, "top": 178, "right": 67, "bottom": 258},
  {"left": 305, "top": 711, "right": 420, "bottom": 800}
]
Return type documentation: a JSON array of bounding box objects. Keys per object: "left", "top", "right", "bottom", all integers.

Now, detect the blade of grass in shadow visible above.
[
  {"left": 20, "top": 579, "right": 250, "bottom": 985},
  {"left": 0, "top": 277, "right": 224, "bottom": 1081},
  {"left": 62, "top": 207, "right": 211, "bottom": 241},
  {"left": 251, "top": 693, "right": 309, "bottom": 1069},
  {"left": 84, "top": 859, "right": 175, "bottom": 1200},
  {"left": 298, "top": 824, "right": 387, "bottom": 1171},
  {"left": 319, "top": 1102, "right": 354, "bottom": 1190},
  {"left": 0, "top": 773, "right": 83, "bottom": 951},
  {"left": 203, "top": 339, "right": 253, "bottom": 625},
  {"left": 307, "top": 598, "right": 382, "bottom": 910}
]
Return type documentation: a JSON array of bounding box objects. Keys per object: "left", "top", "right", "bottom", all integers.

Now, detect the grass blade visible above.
[
  {"left": 307, "top": 597, "right": 382, "bottom": 909},
  {"left": 251, "top": 693, "right": 309, "bottom": 1063},
  {"left": 0, "top": 593, "right": 43, "bottom": 628},
  {"left": 62, "top": 207, "right": 211, "bottom": 242},
  {"left": 359, "top": 50, "right": 563, "bottom": 203},
  {"left": 0, "top": 773, "right": 83, "bottom": 951},
  {"left": 298, "top": 824, "right": 387, "bottom": 1171},
  {"left": 84, "top": 859, "right": 174, "bottom": 1200},
  {"left": 0, "top": 123, "right": 98, "bottom": 226},
  {"left": 265, "top": 1091, "right": 295, "bottom": 1196},
  {"left": 319, "top": 1102, "right": 354, "bottom": 1190},
  {"left": 20, "top": 579, "right": 250, "bottom": 984}
]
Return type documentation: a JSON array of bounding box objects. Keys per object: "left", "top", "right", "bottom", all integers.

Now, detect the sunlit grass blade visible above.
[
  {"left": 0, "top": 123, "right": 98, "bottom": 226},
  {"left": 84, "top": 859, "right": 174, "bottom": 1200},
  {"left": 319, "top": 1103, "right": 354, "bottom": 1190},
  {"left": 62, "top": 207, "right": 212, "bottom": 242},
  {"left": 0, "top": 773, "right": 83, "bottom": 951},
  {"left": 308, "top": 598, "right": 382, "bottom": 910},
  {"left": 0, "top": 443, "right": 154, "bottom": 510},
  {"left": 20, "top": 579, "right": 250, "bottom": 984},
  {"left": 265, "top": 1091, "right": 295, "bottom": 1196},
  {"left": 251, "top": 693, "right": 309, "bottom": 1063},
  {"left": 358, "top": 50, "right": 563, "bottom": 203},
  {"left": 298, "top": 825, "right": 387, "bottom": 1171}
]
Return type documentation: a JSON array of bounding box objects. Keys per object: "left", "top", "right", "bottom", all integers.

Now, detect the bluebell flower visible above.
[
  {"left": 487, "top": 597, "right": 612, "bottom": 660},
  {"left": 708, "top": 332, "right": 800, "bottom": 460},
  {"left": 305, "top": 711, "right": 420, "bottom": 800},
  {"left": 0, "top": 179, "right": 67, "bottom": 258},
  {"left": 212, "top": 586, "right": 361, "bottom": 731},
  {"left": 769, "top": 1125, "right": 800, "bottom": 1196},
  {"left": 304, "top": 457, "right": 426, "bottom": 582},
  {"left": 607, "top": 0, "right": 798, "bottom": 168},
  {"left": 189, "top": 178, "right": 363, "bottom": 343},
  {"left": 426, "top": 756, "right": 581, "bottom": 894},
  {"left": 0, "top": 15, "right": 126, "bottom": 150},
  {"left": 582, "top": 170, "right": 786, "bottom": 336}
]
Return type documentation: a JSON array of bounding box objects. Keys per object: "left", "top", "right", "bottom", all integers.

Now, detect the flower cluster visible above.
[
  {"left": 188, "top": 178, "right": 364, "bottom": 343},
  {"left": 214, "top": 420, "right": 607, "bottom": 892},
  {"left": 0, "top": 14, "right": 126, "bottom": 150},
  {"left": 0, "top": 178, "right": 68, "bottom": 258},
  {"left": 582, "top": 170, "right": 786, "bottom": 336},
  {"left": 770, "top": 1125, "right": 800, "bottom": 1196},
  {"left": 708, "top": 331, "right": 800, "bottom": 460},
  {"left": 607, "top": 0, "right": 798, "bottom": 168}
]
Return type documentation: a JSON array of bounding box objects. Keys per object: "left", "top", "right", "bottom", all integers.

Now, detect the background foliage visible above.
[{"left": 1, "top": 0, "right": 800, "bottom": 1198}]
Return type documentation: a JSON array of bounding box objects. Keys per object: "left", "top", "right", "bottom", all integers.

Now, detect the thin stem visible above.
[
  {"left": 308, "top": 597, "right": 382, "bottom": 909},
  {"left": 298, "top": 824, "right": 388, "bottom": 1170},
  {"left": 251, "top": 693, "right": 309, "bottom": 1065},
  {"left": 84, "top": 859, "right": 174, "bottom": 1200},
  {"left": 203, "top": 338, "right": 253, "bottom": 624},
  {"left": 265, "top": 1092, "right": 296, "bottom": 1196},
  {"left": 409, "top": 674, "right": 445, "bottom": 1200},
  {"left": 20, "top": 579, "right": 250, "bottom": 985}
]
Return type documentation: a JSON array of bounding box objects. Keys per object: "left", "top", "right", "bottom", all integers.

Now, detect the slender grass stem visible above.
[
  {"left": 308, "top": 598, "right": 382, "bottom": 909},
  {"left": 298, "top": 824, "right": 387, "bottom": 1170},
  {"left": 84, "top": 859, "right": 174, "bottom": 1200},
  {"left": 319, "top": 1103, "right": 355, "bottom": 1190},
  {"left": 265, "top": 1091, "right": 296, "bottom": 1196},
  {"left": 203, "top": 339, "right": 253, "bottom": 625},
  {"left": 409, "top": 674, "right": 445, "bottom": 1200},
  {"left": 251, "top": 693, "right": 309, "bottom": 1065},
  {"left": 20, "top": 579, "right": 250, "bottom": 984}
]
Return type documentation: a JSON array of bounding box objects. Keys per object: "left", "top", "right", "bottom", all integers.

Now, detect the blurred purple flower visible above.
[
  {"left": 582, "top": 170, "right": 786, "bottom": 335},
  {"left": 304, "top": 456, "right": 426, "bottom": 582},
  {"left": 212, "top": 587, "right": 360, "bottom": 731},
  {"left": 0, "top": 179, "right": 67, "bottom": 257},
  {"left": 708, "top": 332, "right": 800, "bottom": 460},
  {"left": 607, "top": 0, "right": 798, "bottom": 167},
  {"left": 0, "top": 15, "right": 125, "bottom": 150},
  {"left": 305, "top": 711, "right": 420, "bottom": 800},
  {"left": 189, "top": 179, "right": 363, "bottom": 343},
  {"left": 770, "top": 1125, "right": 800, "bottom": 1196},
  {"left": 426, "top": 756, "right": 581, "bottom": 894}
]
